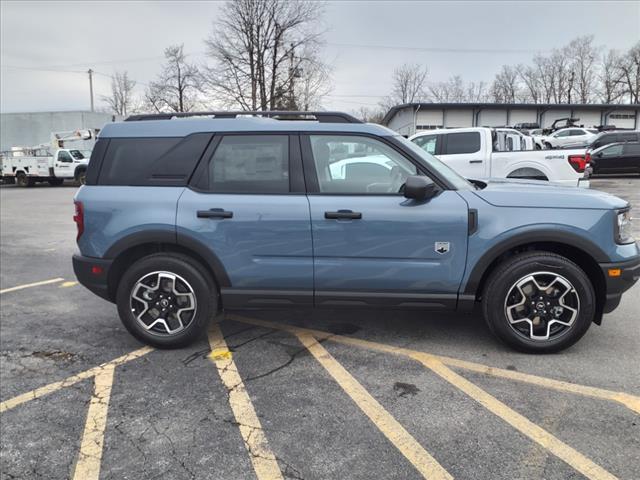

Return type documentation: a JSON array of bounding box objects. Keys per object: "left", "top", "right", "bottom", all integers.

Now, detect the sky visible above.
[{"left": 1, "top": 0, "right": 639, "bottom": 114}]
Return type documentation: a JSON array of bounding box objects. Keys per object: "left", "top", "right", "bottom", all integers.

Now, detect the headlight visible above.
[{"left": 615, "top": 209, "right": 635, "bottom": 244}]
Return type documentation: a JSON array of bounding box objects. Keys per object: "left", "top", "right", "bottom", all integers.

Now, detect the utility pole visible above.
[{"left": 88, "top": 69, "right": 94, "bottom": 112}]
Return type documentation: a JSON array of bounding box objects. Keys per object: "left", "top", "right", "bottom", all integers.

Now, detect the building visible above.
[
  {"left": 382, "top": 103, "right": 640, "bottom": 136},
  {"left": 0, "top": 111, "right": 122, "bottom": 152}
]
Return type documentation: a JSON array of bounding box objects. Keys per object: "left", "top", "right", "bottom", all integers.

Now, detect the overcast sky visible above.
[{"left": 1, "top": 0, "right": 639, "bottom": 114}]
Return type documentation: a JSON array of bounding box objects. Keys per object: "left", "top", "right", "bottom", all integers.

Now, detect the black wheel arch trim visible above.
[
  {"left": 103, "top": 229, "right": 231, "bottom": 288},
  {"left": 462, "top": 229, "right": 609, "bottom": 298}
]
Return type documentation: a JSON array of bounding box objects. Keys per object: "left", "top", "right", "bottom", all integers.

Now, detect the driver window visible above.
[
  {"left": 58, "top": 151, "right": 73, "bottom": 162},
  {"left": 309, "top": 135, "right": 418, "bottom": 194}
]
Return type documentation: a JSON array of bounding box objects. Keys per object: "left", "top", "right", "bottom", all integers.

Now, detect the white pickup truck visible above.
[
  {"left": 409, "top": 127, "right": 590, "bottom": 187},
  {"left": 1, "top": 148, "right": 90, "bottom": 187}
]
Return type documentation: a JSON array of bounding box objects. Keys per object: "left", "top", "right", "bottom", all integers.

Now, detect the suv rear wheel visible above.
[
  {"left": 116, "top": 253, "right": 217, "bottom": 348},
  {"left": 482, "top": 251, "right": 595, "bottom": 353}
]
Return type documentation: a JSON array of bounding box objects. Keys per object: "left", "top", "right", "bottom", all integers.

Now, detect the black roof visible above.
[{"left": 381, "top": 102, "right": 640, "bottom": 125}]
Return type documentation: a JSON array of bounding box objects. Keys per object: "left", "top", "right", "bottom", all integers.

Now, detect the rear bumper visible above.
[
  {"left": 72, "top": 254, "right": 113, "bottom": 302},
  {"left": 599, "top": 254, "right": 640, "bottom": 313}
]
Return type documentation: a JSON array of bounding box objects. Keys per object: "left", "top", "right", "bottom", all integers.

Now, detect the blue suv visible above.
[{"left": 72, "top": 111, "right": 640, "bottom": 352}]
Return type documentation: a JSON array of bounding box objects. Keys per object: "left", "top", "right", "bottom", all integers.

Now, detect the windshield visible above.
[{"left": 394, "top": 135, "right": 475, "bottom": 190}]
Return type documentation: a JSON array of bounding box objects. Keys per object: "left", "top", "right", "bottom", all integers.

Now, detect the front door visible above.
[
  {"left": 177, "top": 134, "right": 313, "bottom": 307},
  {"left": 303, "top": 134, "right": 469, "bottom": 309},
  {"left": 54, "top": 150, "right": 74, "bottom": 177}
]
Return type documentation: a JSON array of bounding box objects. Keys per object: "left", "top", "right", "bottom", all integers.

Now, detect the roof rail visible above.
[{"left": 124, "top": 111, "right": 363, "bottom": 124}]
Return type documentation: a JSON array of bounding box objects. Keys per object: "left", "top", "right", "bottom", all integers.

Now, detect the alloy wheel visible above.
[
  {"left": 130, "top": 271, "right": 197, "bottom": 336},
  {"left": 503, "top": 271, "right": 579, "bottom": 341}
]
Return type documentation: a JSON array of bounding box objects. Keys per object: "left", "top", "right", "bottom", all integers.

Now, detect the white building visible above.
[
  {"left": 382, "top": 103, "right": 639, "bottom": 136},
  {"left": 0, "top": 111, "right": 122, "bottom": 152}
]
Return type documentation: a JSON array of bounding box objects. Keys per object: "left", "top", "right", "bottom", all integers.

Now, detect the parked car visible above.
[
  {"left": 409, "top": 127, "right": 590, "bottom": 186},
  {"left": 73, "top": 111, "right": 639, "bottom": 353},
  {"left": 588, "top": 142, "right": 640, "bottom": 175},
  {"left": 512, "top": 122, "right": 540, "bottom": 131},
  {"left": 588, "top": 130, "right": 640, "bottom": 151},
  {"left": 539, "top": 127, "right": 599, "bottom": 150}
]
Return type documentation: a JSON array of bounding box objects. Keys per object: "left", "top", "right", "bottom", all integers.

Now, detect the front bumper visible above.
[
  {"left": 72, "top": 254, "right": 113, "bottom": 302},
  {"left": 599, "top": 254, "right": 640, "bottom": 313}
]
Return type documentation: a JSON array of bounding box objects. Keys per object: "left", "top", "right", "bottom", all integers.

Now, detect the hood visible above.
[{"left": 471, "top": 177, "right": 628, "bottom": 210}]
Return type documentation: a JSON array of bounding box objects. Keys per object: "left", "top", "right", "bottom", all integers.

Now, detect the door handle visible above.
[
  {"left": 197, "top": 208, "right": 233, "bottom": 219},
  {"left": 324, "top": 210, "right": 362, "bottom": 220},
  {"left": 469, "top": 160, "right": 483, "bottom": 164}
]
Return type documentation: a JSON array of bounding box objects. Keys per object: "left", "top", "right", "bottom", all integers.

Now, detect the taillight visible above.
[
  {"left": 568, "top": 155, "right": 587, "bottom": 173},
  {"left": 585, "top": 152, "right": 592, "bottom": 165},
  {"left": 73, "top": 200, "right": 84, "bottom": 240}
]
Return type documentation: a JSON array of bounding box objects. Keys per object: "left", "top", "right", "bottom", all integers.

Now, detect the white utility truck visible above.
[
  {"left": 409, "top": 127, "right": 590, "bottom": 188},
  {"left": 1, "top": 129, "right": 97, "bottom": 187}
]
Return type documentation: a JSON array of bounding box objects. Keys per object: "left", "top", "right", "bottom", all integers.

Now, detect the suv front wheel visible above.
[
  {"left": 482, "top": 252, "right": 595, "bottom": 353},
  {"left": 116, "top": 253, "right": 217, "bottom": 348}
]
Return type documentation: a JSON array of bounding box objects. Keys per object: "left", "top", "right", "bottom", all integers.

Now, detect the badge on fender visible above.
[{"left": 435, "top": 242, "right": 450, "bottom": 254}]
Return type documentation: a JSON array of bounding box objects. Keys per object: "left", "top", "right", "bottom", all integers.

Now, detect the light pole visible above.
[{"left": 88, "top": 69, "right": 94, "bottom": 112}]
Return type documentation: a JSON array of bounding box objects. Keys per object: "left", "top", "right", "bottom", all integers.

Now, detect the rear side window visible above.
[
  {"left": 624, "top": 143, "right": 640, "bottom": 155},
  {"left": 98, "top": 134, "right": 212, "bottom": 186},
  {"left": 208, "top": 135, "right": 289, "bottom": 193},
  {"left": 621, "top": 132, "right": 639, "bottom": 142},
  {"left": 444, "top": 132, "right": 480, "bottom": 154}
]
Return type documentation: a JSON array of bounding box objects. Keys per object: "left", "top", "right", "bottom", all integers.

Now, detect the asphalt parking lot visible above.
[{"left": 1, "top": 177, "right": 639, "bottom": 480}]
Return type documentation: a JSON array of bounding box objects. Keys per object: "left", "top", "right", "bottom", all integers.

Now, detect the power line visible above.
[{"left": 327, "top": 42, "right": 544, "bottom": 55}]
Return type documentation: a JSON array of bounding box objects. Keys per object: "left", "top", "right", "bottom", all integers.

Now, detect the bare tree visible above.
[
  {"left": 491, "top": 65, "right": 519, "bottom": 103},
  {"left": 565, "top": 36, "right": 599, "bottom": 103},
  {"left": 381, "top": 63, "right": 428, "bottom": 109},
  {"left": 353, "top": 106, "right": 386, "bottom": 123},
  {"left": 518, "top": 64, "right": 541, "bottom": 103},
  {"left": 202, "top": 0, "right": 326, "bottom": 111},
  {"left": 101, "top": 71, "right": 136, "bottom": 116},
  {"left": 598, "top": 49, "right": 626, "bottom": 103},
  {"left": 428, "top": 75, "right": 468, "bottom": 102},
  {"left": 290, "top": 45, "right": 331, "bottom": 110},
  {"left": 145, "top": 44, "right": 201, "bottom": 113},
  {"left": 466, "top": 81, "right": 489, "bottom": 102},
  {"left": 619, "top": 41, "right": 640, "bottom": 104}
]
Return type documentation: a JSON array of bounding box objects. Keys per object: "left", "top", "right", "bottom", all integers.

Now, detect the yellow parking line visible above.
[
  {"left": 0, "top": 346, "right": 153, "bottom": 413},
  {"left": 60, "top": 281, "right": 78, "bottom": 288},
  {"left": 420, "top": 357, "right": 617, "bottom": 480},
  {"left": 295, "top": 331, "right": 453, "bottom": 480},
  {"left": 208, "top": 323, "right": 284, "bottom": 480},
  {"left": 72, "top": 365, "right": 115, "bottom": 480},
  {"left": 234, "top": 317, "right": 621, "bottom": 479},
  {"left": 0, "top": 277, "right": 64, "bottom": 294},
  {"left": 231, "top": 316, "right": 640, "bottom": 414}
]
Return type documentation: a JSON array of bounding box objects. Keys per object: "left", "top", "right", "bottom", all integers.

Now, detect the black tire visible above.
[
  {"left": 16, "top": 172, "right": 33, "bottom": 187},
  {"left": 544, "top": 142, "right": 553, "bottom": 150},
  {"left": 116, "top": 253, "right": 217, "bottom": 348},
  {"left": 76, "top": 169, "right": 87, "bottom": 185},
  {"left": 48, "top": 178, "right": 64, "bottom": 186},
  {"left": 482, "top": 251, "right": 595, "bottom": 353}
]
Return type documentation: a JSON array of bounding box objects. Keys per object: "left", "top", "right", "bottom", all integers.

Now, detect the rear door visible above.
[
  {"left": 176, "top": 134, "right": 313, "bottom": 307},
  {"left": 302, "top": 133, "right": 469, "bottom": 309},
  {"left": 622, "top": 143, "right": 640, "bottom": 172},
  {"left": 439, "top": 131, "right": 487, "bottom": 179},
  {"left": 595, "top": 144, "right": 624, "bottom": 172}
]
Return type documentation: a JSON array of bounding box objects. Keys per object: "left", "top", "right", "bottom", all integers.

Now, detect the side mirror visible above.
[{"left": 403, "top": 175, "right": 438, "bottom": 201}]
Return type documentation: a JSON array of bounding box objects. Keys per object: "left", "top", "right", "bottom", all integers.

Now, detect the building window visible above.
[
  {"left": 609, "top": 114, "right": 636, "bottom": 119},
  {"left": 416, "top": 125, "right": 443, "bottom": 130}
]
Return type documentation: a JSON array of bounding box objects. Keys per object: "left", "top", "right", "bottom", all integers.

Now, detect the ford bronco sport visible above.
[{"left": 72, "top": 111, "right": 640, "bottom": 353}]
